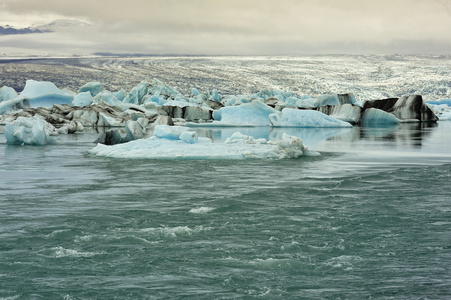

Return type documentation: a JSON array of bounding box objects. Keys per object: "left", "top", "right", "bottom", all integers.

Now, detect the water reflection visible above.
[
  {"left": 360, "top": 123, "right": 438, "bottom": 148},
  {"left": 193, "top": 122, "right": 443, "bottom": 150}
]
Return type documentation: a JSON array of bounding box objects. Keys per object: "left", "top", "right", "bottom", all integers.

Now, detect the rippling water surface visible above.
[{"left": 1, "top": 123, "right": 450, "bottom": 299}]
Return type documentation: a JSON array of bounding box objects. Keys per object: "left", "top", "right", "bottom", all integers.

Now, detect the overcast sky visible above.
[{"left": 1, "top": 0, "right": 451, "bottom": 56}]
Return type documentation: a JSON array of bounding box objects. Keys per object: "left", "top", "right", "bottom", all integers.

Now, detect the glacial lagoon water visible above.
[{"left": 1, "top": 123, "right": 451, "bottom": 299}]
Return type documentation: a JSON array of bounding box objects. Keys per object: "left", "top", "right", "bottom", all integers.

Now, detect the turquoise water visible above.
[{"left": 1, "top": 123, "right": 450, "bottom": 299}]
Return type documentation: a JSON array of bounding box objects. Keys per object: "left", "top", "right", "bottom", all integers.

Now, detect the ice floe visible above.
[{"left": 89, "top": 125, "right": 317, "bottom": 159}]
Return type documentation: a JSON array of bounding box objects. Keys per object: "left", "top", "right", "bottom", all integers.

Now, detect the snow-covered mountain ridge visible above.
[{"left": 0, "top": 19, "right": 90, "bottom": 35}]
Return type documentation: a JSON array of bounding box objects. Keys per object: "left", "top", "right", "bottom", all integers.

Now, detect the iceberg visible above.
[
  {"left": 361, "top": 108, "right": 400, "bottom": 126},
  {"left": 292, "top": 94, "right": 340, "bottom": 108},
  {"left": 89, "top": 125, "right": 316, "bottom": 160},
  {"left": 4, "top": 116, "right": 57, "bottom": 145},
  {"left": 427, "top": 103, "right": 451, "bottom": 121},
  {"left": 0, "top": 86, "right": 18, "bottom": 102},
  {"left": 426, "top": 99, "right": 451, "bottom": 121},
  {"left": 73, "top": 91, "right": 94, "bottom": 107},
  {"left": 124, "top": 82, "right": 150, "bottom": 105},
  {"left": 19, "top": 80, "right": 73, "bottom": 108},
  {"left": 93, "top": 91, "right": 128, "bottom": 110},
  {"left": 78, "top": 82, "right": 104, "bottom": 97},
  {"left": 212, "top": 100, "right": 278, "bottom": 126},
  {"left": 179, "top": 131, "right": 199, "bottom": 144},
  {"left": 0, "top": 96, "right": 27, "bottom": 115},
  {"left": 363, "top": 95, "right": 437, "bottom": 122},
  {"left": 317, "top": 104, "right": 362, "bottom": 125},
  {"left": 426, "top": 99, "right": 451, "bottom": 106},
  {"left": 153, "top": 124, "right": 189, "bottom": 139},
  {"left": 269, "top": 108, "right": 353, "bottom": 128}
]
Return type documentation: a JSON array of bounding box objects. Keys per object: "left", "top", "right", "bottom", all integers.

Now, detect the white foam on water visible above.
[
  {"left": 0, "top": 296, "right": 21, "bottom": 300},
  {"left": 140, "top": 225, "right": 209, "bottom": 237},
  {"left": 50, "top": 246, "right": 106, "bottom": 258},
  {"left": 189, "top": 207, "right": 215, "bottom": 214},
  {"left": 323, "top": 255, "right": 364, "bottom": 269},
  {"left": 44, "top": 229, "right": 70, "bottom": 238}
]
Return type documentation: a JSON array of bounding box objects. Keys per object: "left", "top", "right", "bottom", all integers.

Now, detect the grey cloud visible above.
[{"left": 1, "top": 0, "right": 451, "bottom": 55}]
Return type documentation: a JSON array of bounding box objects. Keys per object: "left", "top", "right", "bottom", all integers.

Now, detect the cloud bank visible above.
[{"left": 1, "top": 0, "right": 451, "bottom": 55}]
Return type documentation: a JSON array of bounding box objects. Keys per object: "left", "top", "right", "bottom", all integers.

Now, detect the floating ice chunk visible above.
[
  {"left": 427, "top": 103, "right": 451, "bottom": 120},
  {"left": 363, "top": 96, "right": 437, "bottom": 122},
  {"left": 426, "top": 99, "right": 451, "bottom": 106},
  {"left": 149, "top": 79, "right": 182, "bottom": 100},
  {"left": 285, "top": 96, "right": 301, "bottom": 106},
  {"left": 0, "top": 86, "right": 18, "bottom": 102},
  {"left": 180, "top": 131, "right": 199, "bottom": 144},
  {"left": 361, "top": 108, "right": 400, "bottom": 126},
  {"left": 112, "top": 89, "right": 127, "bottom": 101},
  {"left": 5, "top": 116, "right": 57, "bottom": 145},
  {"left": 93, "top": 91, "right": 127, "bottom": 110},
  {"left": 145, "top": 95, "right": 166, "bottom": 106},
  {"left": 90, "top": 130, "right": 315, "bottom": 160},
  {"left": 124, "top": 82, "right": 150, "bottom": 105},
  {"left": 294, "top": 94, "right": 340, "bottom": 108},
  {"left": 225, "top": 132, "right": 268, "bottom": 144},
  {"left": 212, "top": 100, "right": 278, "bottom": 126},
  {"left": 191, "top": 88, "right": 200, "bottom": 96},
  {"left": 153, "top": 125, "right": 189, "bottom": 139},
  {"left": 269, "top": 108, "right": 353, "bottom": 128},
  {"left": 20, "top": 80, "right": 67, "bottom": 99},
  {"left": 73, "top": 91, "right": 94, "bottom": 107},
  {"left": 19, "top": 80, "right": 73, "bottom": 108},
  {"left": 318, "top": 94, "right": 340, "bottom": 107},
  {"left": 294, "top": 97, "right": 320, "bottom": 108},
  {"left": 275, "top": 133, "right": 309, "bottom": 158},
  {"left": 0, "top": 96, "right": 27, "bottom": 115},
  {"left": 123, "top": 118, "right": 148, "bottom": 142},
  {"left": 426, "top": 99, "right": 451, "bottom": 120},
  {"left": 318, "top": 104, "right": 362, "bottom": 124},
  {"left": 209, "top": 89, "right": 222, "bottom": 102},
  {"left": 78, "top": 82, "right": 104, "bottom": 97}
]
